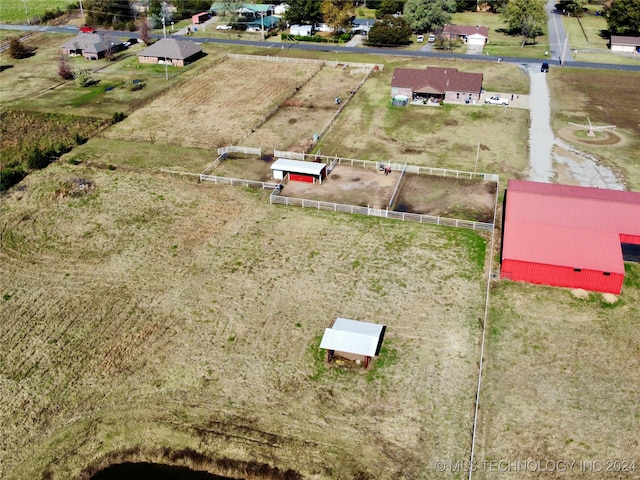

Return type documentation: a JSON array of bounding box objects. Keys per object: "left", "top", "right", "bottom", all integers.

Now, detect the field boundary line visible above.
[{"left": 467, "top": 178, "right": 501, "bottom": 478}]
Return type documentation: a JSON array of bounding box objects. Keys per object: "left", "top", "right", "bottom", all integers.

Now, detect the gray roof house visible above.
[
  {"left": 610, "top": 35, "right": 640, "bottom": 53},
  {"left": 60, "top": 33, "right": 123, "bottom": 60},
  {"left": 137, "top": 38, "right": 203, "bottom": 67}
]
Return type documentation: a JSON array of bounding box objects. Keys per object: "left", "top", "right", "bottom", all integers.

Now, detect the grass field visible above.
[
  {"left": 1, "top": 26, "right": 640, "bottom": 480},
  {"left": 0, "top": 0, "right": 72, "bottom": 24},
  {"left": 476, "top": 275, "right": 640, "bottom": 479},
  {"left": 546, "top": 68, "right": 640, "bottom": 190},
  {"left": 0, "top": 163, "right": 487, "bottom": 479}
]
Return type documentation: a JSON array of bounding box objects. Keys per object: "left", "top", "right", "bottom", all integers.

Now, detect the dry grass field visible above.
[
  {"left": 2, "top": 28, "right": 640, "bottom": 480},
  {"left": 0, "top": 163, "right": 487, "bottom": 480},
  {"left": 475, "top": 276, "right": 640, "bottom": 479}
]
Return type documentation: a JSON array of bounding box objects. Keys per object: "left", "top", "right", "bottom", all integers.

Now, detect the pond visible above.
[{"left": 90, "top": 462, "right": 238, "bottom": 480}]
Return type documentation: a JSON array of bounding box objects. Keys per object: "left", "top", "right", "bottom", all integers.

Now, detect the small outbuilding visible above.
[
  {"left": 501, "top": 180, "right": 640, "bottom": 294},
  {"left": 137, "top": 38, "right": 203, "bottom": 67},
  {"left": 192, "top": 12, "right": 210, "bottom": 24},
  {"left": 290, "top": 24, "right": 313, "bottom": 36},
  {"left": 270, "top": 158, "right": 327, "bottom": 183},
  {"left": 320, "top": 318, "right": 386, "bottom": 369},
  {"left": 610, "top": 35, "right": 640, "bottom": 53}
]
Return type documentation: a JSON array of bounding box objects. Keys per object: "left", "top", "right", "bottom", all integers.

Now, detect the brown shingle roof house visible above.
[
  {"left": 137, "top": 38, "right": 203, "bottom": 67},
  {"left": 391, "top": 66, "right": 483, "bottom": 104},
  {"left": 442, "top": 24, "right": 489, "bottom": 45},
  {"left": 60, "top": 33, "right": 123, "bottom": 60}
]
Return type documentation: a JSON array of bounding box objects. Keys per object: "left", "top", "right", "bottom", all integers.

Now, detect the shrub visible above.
[
  {"left": 8, "top": 38, "right": 30, "bottom": 59},
  {"left": 0, "top": 166, "right": 26, "bottom": 192},
  {"left": 57, "top": 55, "right": 74, "bottom": 80},
  {"left": 74, "top": 69, "right": 93, "bottom": 87},
  {"left": 26, "top": 146, "right": 49, "bottom": 170},
  {"left": 112, "top": 112, "right": 127, "bottom": 123},
  {"left": 123, "top": 77, "right": 145, "bottom": 91}
]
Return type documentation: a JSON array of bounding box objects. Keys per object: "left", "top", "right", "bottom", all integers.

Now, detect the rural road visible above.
[{"left": 2, "top": 23, "right": 640, "bottom": 72}]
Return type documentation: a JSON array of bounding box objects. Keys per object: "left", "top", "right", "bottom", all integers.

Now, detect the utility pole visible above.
[
  {"left": 475, "top": 142, "right": 480, "bottom": 173},
  {"left": 162, "top": 15, "right": 167, "bottom": 39},
  {"left": 21, "top": 0, "right": 30, "bottom": 25},
  {"left": 79, "top": 0, "right": 85, "bottom": 25},
  {"left": 261, "top": 12, "right": 265, "bottom": 41}
]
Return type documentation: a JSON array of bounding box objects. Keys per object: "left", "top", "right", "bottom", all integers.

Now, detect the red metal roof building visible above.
[{"left": 500, "top": 180, "right": 640, "bottom": 294}]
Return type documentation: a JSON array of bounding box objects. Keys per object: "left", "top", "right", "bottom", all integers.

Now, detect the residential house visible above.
[
  {"left": 391, "top": 66, "right": 483, "bottom": 104},
  {"left": 137, "top": 38, "right": 202, "bottom": 67},
  {"left": 60, "top": 33, "right": 123, "bottom": 60},
  {"left": 441, "top": 24, "right": 489, "bottom": 46}
]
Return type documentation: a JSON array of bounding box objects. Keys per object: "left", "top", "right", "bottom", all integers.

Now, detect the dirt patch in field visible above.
[
  {"left": 282, "top": 165, "right": 399, "bottom": 208},
  {"left": 396, "top": 175, "right": 497, "bottom": 223}
]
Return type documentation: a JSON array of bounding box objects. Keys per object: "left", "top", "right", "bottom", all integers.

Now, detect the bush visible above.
[
  {"left": 57, "top": 55, "right": 74, "bottom": 80},
  {"left": 26, "top": 146, "right": 49, "bottom": 170},
  {"left": 123, "top": 77, "right": 145, "bottom": 91},
  {"left": 112, "top": 112, "right": 127, "bottom": 123},
  {"left": 74, "top": 69, "right": 93, "bottom": 87},
  {"left": 8, "top": 38, "right": 30, "bottom": 59},
  {"left": 0, "top": 166, "right": 26, "bottom": 192}
]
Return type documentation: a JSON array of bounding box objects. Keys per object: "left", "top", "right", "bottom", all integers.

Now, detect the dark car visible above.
[{"left": 541, "top": 62, "right": 549, "bottom": 73}]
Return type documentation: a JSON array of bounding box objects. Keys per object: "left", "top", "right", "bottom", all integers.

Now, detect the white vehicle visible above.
[
  {"left": 417, "top": 35, "right": 424, "bottom": 42},
  {"left": 484, "top": 95, "right": 509, "bottom": 106},
  {"left": 216, "top": 24, "right": 232, "bottom": 30},
  {"left": 428, "top": 34, "right": 436, "bottom": 43}
]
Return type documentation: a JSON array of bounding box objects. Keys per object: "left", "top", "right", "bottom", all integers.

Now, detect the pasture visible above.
[
  {"left": 0, "top": 163, "right": 486, "bottom": 479},
  {"left": 1, "top": 27, "right": 640, "bottom": 480}
]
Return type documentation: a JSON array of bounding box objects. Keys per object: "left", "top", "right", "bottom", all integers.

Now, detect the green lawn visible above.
[{"left": 0, "top": 0, "right": 72, "bottom": 24}]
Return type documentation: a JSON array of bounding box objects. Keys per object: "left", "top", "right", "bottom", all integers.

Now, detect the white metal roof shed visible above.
[
  {"left": 320, "top": 318, "right": 386, "bottom": 357},
  {"left": 270, "top": 158, "right": 326, "bottom": 176}
]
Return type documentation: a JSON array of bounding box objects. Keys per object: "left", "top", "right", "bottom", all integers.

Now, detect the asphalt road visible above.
[{"left": 2, "top": 23, "right": 640, "bottom": 72}]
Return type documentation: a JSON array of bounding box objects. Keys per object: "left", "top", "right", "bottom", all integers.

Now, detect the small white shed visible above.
[
  {"left": 271, "top": 158, "right": 326, "bottom": 183},
  {"left": 320, "top": 318, "right": 386, "bottom": 368},
  {"left": 290, "top": 24, "right": 313, "bottom": 36}
]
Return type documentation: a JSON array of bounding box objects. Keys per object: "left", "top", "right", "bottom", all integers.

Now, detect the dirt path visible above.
[{"left": 527, "top": 64, "right": 624, "bottom": 189}]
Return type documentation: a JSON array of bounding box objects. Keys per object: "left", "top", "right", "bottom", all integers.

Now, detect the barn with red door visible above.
[
  {"left": 270, "top": 158, "right": 327, "bottom": 184},
  {"left": 500, "top": 180, "right": 640, "bottom": 294}
]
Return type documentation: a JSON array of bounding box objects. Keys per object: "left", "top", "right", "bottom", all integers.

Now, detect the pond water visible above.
[{"left": 90, "top": 462, "right": 237, "bottom": 480}]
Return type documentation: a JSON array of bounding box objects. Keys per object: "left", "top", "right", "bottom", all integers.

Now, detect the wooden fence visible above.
[
  {"left": 226, "top": 53, "right": 383, "bottom": 71},
  {"left": 199, "top": 174, "right": 278, "bottom": 190}
]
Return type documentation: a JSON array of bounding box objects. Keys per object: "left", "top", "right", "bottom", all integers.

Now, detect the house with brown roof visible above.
[
  {"left": 137, "top": 38, "right": 203, "bottom": 67},
  {"left": 610, "top": 35, "right": 640, "bottom": 53},
  {"left": 442, "top": 24, "right": 489, "bottom": 46},
  {"left": 60, "top": 33, "right": 123, "bottom": 60},
  {"left": 390, "top": 66, "right": 483, "bottom": 105}
]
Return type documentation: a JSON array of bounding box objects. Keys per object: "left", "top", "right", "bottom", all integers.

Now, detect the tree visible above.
[
  {"left": 285, "top": 0, "right": 320, "bottom": 24},
  {"left": 321, "top": 0, "right": 354, "bottom": 35},
  {"left": 486, "top": 0, "right": 508, "bottom": 13},
  {"left": 404, "top": 0, "right": 456, "bottom": 33},
  {"left": 376, "top": 0, "right": 406, "bottom": 17},
  {"left": 605, "top": 0, "right": 640, "bottom": 36},
  {"left": 367, "top": 14, "right": 412, "bottom": 45},
  {"left": 561, "top": 0, "right": 587, "bottom": 18},
  {"left": 57, "top": 55, "right": 74, "bottom": 80},
  {"left": 74, "top": 69, "right": 93, "bottom": 87},
  {"left": 501, "top": 0, "right": 546, "bottom": 45},
  {"left": 8, "top": 38, "right": 31, "bottom": 59},
  {"left": 138, "top": 17, "right": 152, "bottom": 45},
  {"left": 85, "top": 0, "right": 134, "bottom": 28}
]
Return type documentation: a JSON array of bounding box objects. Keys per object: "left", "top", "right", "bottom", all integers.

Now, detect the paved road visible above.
[
  {"left": 546, "top": 0, "right": 569, "bottom": 65},
  {"left": 3, "top": 23, "right": 639, "bottom": 72}
]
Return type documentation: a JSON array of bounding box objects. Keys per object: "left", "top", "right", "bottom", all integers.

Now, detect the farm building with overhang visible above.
[
  {"left": 500, "top": 180, "right": 640, "bottom": 294},
  {"left": 319, "top": 318, "right": 386, "bottom": 369},
  {"left": 391, "top": 66, "right": 483, "bottom": 104},
  {"left": 271, "top": 159, "right": 327, "bottom": 183}
]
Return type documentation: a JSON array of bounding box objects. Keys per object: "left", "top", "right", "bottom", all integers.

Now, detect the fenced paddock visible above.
[{"left": 199, "top": 146, "right": 497, "bottom": 231}]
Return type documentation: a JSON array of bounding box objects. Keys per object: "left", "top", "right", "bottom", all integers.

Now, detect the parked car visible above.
[
  {"left": 79, "top": 25, "right": 95, "bottom": 33},
  {"left": 417, "top": 35, "right": 424, "bottom": 43},
  {"left": 428, "top": 34, "right": 436, "bottom": 43},
  {"left": 541, "top": 62, "right": 550, "bottom": 73},
  {"left": 216, "top": 24, "right": 232, "bottom": 30},
  {"left": 484, "top": 96, "right": 509, "bottom": 106}
]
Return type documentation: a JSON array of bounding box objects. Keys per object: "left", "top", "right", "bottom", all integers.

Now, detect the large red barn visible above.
[{"left": 500, "top": 180, "right": 640, "bottom": 294}]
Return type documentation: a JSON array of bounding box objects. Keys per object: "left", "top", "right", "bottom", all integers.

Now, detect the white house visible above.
[
  {"left": 274, "top": 3, "right": 289, "bottom": 16},
  {"left": 290, "top": 24, "right": 313, "bottom": 36}
]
